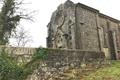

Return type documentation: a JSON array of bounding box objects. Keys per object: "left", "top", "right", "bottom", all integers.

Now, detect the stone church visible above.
[{"left": 47, "top": 0, "right": 120, "bottom": 60}]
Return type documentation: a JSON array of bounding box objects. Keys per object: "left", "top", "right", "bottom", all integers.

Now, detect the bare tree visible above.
[
  {"left": 9, "top": 26, "right": 33, "bottom": 47},
  {"left": 0, "top": 0, "right": 34, "bottom": 45}
]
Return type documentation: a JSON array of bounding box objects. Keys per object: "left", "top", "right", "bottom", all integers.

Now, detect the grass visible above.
[{"left": 83, "top": 60, "right": 120, "bottom": 80}]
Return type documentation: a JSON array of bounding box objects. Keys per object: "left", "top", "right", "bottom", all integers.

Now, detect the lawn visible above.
[{"left": 83, "top": 60, "right": 120, "bottom": 80}]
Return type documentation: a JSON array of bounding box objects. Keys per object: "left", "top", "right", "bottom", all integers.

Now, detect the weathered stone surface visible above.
[
  {"left": 25, "top": 48, "right": 104, "bottom": 80},
  {"left": 47, "top": 0, "right": 120, "bottom": 60},
  {"left": 0, "top": 46, "right": 105, "bottom": 80}
]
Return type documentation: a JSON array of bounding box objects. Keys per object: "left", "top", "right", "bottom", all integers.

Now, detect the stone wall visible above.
[
  {"left": 0, "top": 46, "right": 36, "bottom": 55},
  {"left": 47, "top": 0, "right": 76, "bottom": 49},
  {"left": 99, "top": 16, "right": 120, "bottom": 59},
  {"left": 75, "top": 4, "right": 99, "bottom": 50},
  {"left": 0, "top": 46, "right": 105, "bottom": 79},
  {"left": 47, "top": 0, "right": 120, "bottom": 60},
  {"left": 44, "top": 49, "right": 104, "bottom": 67},
  {"left": 0, "top": 46, "right": 105, "bottom": 63},
  {"left": 25, "top": 48, "right": 105, "bottom": 80},
  {"left": 47, "top": 0, "right": 119, "bottom": 50},
  {"left": 2, "top": 46, "right": 120, "bottom": 79}
]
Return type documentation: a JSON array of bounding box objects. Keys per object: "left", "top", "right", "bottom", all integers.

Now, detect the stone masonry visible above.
[{"left": 47, "top": 0, "right": 120, "bottom": 60}]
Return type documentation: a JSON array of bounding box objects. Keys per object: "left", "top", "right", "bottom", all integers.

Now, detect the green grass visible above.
[{"left": 83, "top": 60, "right": 120, "bottom": 80}]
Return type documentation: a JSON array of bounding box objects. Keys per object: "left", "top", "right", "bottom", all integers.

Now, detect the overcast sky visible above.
[{"left": 20, "top": 0, "right": 120, "bottom": 48}]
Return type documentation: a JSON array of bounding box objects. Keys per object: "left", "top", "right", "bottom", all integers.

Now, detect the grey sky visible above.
[{"left": 20, "top": 0, "right": 120, "bottom": 47}]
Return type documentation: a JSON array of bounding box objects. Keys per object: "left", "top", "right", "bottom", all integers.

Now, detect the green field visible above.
[
  {"left": 60, "top": 60, "right": 120, "bottom": 80},
  {"left": 82, "top": 60, "right": 120, "bottom": 80}
]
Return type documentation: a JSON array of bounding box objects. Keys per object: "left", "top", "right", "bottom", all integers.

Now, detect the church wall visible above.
[
  {"left": 109, "top": 21, "right": 120, "bottom": 49},
  {"left": 47, "top": 0, "right": 120, "bottom": 59},
  {"left": 75, "top": 4, "right": 99, "bottom": 50},
  {"left": 99, "top": 15, "right": 120, "bottom": 49},
  {"left": 47, "top": 1, "right": 77, "bottom": 49},
  {"left": 99, "top": 17, "right": 108, "bottom": 48}
]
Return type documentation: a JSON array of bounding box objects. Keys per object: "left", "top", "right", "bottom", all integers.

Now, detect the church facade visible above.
[{"left": 47, "top": 0, "right": 120, "bottom": 60}]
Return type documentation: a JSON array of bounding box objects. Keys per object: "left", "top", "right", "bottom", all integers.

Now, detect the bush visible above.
[
  {"left": 32, "top": 48, "right": 48, "bottom": 60},
  {"left": 0, "top": 47, "right": 48, "bottom": 80}
]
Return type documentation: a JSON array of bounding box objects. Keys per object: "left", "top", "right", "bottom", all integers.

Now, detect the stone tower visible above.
[{"left": 47, "top": 0, "right": 120, "bottom": 59}]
